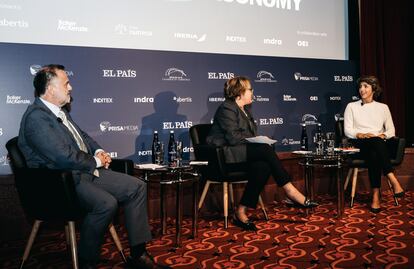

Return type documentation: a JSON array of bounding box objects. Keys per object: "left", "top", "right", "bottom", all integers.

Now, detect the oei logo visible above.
[
  {"left": 163, "top": 68, "right": 190, "bottom": 81},
  {"left": 255, "top": 71, "right": 277, "bottom": 83}
]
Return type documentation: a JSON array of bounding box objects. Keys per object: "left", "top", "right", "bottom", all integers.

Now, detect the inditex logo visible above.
[
  {"left": 174, "top": 32, "right": 206, "bottom": 42},
  {"left": 114, "top": 24, "right": 152, "bottom": 37},
  {"left": 138, "top": 150, "right": 152, "bottom": 156},
  {"left": 99, "top": 121, "right": 138, "bottom": 133},
  {"left": 302, "top": 114, "right": 318, "bottom": 125},
  {"left": 93, "top": 97, "right": 113, "bottom": 104},
  {"left": 226, "top": 35, "right": 246, "bottom": 43},
  {"left": 173, "top": 96, "right": 192, "bottom": 103},
  {"left": 254, "top": 71, "right": 277, "bottom": 83},
  {"left": 259, "top": 118, "right": 284, "bottom": 126},
  {"left": 330, "top": 96, "right": 341, "bottom": 101},
  {"left": 109, "top": 152, "right": 118, "bottom": 158},
  {"left": 134, "top": 96, "right": 154, "bottom": 103},
  {"left": 294, "top": 72, "right": 318, "bottom": 81},
  {"left": 29, "top": 65, "right": 74, "bottom": 76},
  {"left": 103, "top": 69, "right": 136, "bottom": 78},
  {"left": 208, "top": 72, "right": 234, "bottom": 80},
  {"left": 283, "top": 94, "right": 297, "bottom": 102},
  {"left": 163, "top": 68, "right": 190, "bottom": 81},
  {"left": 162, "top": 121, "right": 193, "bottom": 130},
  {"left": 57, "top": 20, "right": 88, "bottom": 32},
  {"left": 6, "top": 95, "right": 30, "bottom": 105},
  {"left": 0, "top": 18, "right": 28, "bottom": 28}
]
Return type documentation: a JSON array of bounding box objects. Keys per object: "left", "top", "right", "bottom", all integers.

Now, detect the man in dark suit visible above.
[{"left": 18, "top": 64, "right": 169, "bottom": 269}]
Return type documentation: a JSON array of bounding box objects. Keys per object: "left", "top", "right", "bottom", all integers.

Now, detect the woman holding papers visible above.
[{"left": 207, "top": 76, "right": 318, "bottom": 231}]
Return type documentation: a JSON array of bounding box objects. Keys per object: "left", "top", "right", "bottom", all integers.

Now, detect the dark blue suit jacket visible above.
[{"left": 18, "top": 98, "right": 101, "bottom": 182}]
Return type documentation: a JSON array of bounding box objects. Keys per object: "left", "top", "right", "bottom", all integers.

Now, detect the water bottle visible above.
[
  {"left": 168, "top": 130, "right": 177, "bottom": 166},
  {"left": 300, "top": 123, "right": 308, "bottom": 150},
  {"left": 151, "top": 130, "right": 159, "bottom": 164}
]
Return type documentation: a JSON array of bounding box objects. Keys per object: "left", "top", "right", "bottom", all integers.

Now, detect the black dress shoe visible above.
[
  {"left": 287, "top": 198, "right": 319, "bottom": 208},
  {"left": 394, "top": 191, "right": 405, "bottom": 198},
  {"left": 370, "top": 207, "right": 381, "bottom": 213},
  {"left": 127, "top": 252, "right": 171, "bottom": 269},
  {"left": 232, "top": 214, "right": 257, "bottom": 231}
]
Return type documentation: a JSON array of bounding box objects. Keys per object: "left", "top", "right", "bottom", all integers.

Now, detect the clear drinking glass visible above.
[
  {"left": 325, "top": 132, "right": 335, "bottom": 155},
  {"left": 175, "top": 141, "right": 183, "bottom": 167},
  {"left": 314, "top": 132, "right": 324, "bottom": 155},
  {"left": 154, "top": 142, "right": 164, "bottom": 165}
]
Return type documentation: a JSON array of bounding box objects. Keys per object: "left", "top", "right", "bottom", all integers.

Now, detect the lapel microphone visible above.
[{"left": 57, "top": 117, "right": 63, "bottom": 123}]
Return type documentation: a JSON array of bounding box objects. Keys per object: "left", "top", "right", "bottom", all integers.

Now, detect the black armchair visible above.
[
  {"left": 5, "top": 137, "right": 130, "bottom": 268},
  {"left": 335, "top": 120, "right": 406, "bottom": 207},
  {"left": 189, "top": 124, "right": 268, "bottom": 228}
]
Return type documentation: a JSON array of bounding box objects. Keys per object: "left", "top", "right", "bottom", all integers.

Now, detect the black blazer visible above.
[{"left": 206, "top": 100, "right": 257, "bottom": 163}]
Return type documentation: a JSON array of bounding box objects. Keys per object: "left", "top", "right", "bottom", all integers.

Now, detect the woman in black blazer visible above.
[{"left": 207, "top": 76, "right": 317, "bottom": 230}]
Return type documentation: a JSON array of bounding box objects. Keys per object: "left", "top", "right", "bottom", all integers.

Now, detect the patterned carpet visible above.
[{"left": 1, "top": 191, "right": 413, "bottom": 269}]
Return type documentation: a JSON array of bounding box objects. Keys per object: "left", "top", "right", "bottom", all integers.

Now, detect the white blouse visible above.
[{"left": 344, "top": 100, "right": 395, "bottom": 139}]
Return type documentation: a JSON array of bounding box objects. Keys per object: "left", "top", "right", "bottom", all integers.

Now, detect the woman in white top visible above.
[{"left": 344, "top": 76, "right": 404, "bottom": 213}]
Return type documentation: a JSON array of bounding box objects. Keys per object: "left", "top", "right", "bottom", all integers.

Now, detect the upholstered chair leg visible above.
[
  {"left": 258, "top": 195, "right": 269, "bottom": 220},
  {"left": 223, "top": 182, "right": 229, "bottom": 228},
  {"left": 344, "top": 168, "right": 353, "bottom": 190},
  {"left": 20, "top": 220, "right": 42, "bottom": 269},
  {"left": 229, "top": 183, "right": 235, "bottom": 211},
  {"left": 350, "top": 168, "right": 358, "bottom": 207},
  {"left": 67, "top": 221, "right": 79, "bottom": 269},
  {"left": 65, "top": 224, "right": 70, "bottom": 246},
  {"left": 108, "top": 223, "right": 127, "bottom": 263},
  {"left": 198, "top": 180, "right": 212, "bottom": 210},
  {"left": 386, "top": 179, "right": 399, "bottom": 206}
]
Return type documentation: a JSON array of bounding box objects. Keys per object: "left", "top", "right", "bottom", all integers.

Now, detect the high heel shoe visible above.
[
  {"left": 286, "top": 197, "right": 319, "bottom": 208},
  {"left": 370, "top": 207, "right": 381, "bottom": 213},
  {"left": 394, "top": 191, "right": 405, "bottom": 198},
  {"left": 232, "top": 213, "right": 257, "bottom": 231}
]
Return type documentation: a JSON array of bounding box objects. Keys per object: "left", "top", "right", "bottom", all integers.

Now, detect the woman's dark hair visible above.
[
  {"left": 33, "top": 64, "right": 65, "bottom": 97},
  {"left": 357, "top": 75, "right": 382, "bottom": 99},
  {"left": 223, "top": 76, "right": 251, "bottom": 100}
]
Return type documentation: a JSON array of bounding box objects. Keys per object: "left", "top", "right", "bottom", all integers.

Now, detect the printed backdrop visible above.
[{"left": 0, "top": 42, "right": 358, "bottom": 174}]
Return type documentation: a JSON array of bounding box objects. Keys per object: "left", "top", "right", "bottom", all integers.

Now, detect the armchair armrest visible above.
[
  {"left": 15, "top": 168, "right": 81, "bottom": 220},
  {"left": 110, "top": 159, "right": 134, "bottom": 175}
]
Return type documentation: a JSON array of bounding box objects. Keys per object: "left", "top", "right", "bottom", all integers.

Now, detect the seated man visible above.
[{"left": 18, "top": 64, "right": 169, "bottom": 269}]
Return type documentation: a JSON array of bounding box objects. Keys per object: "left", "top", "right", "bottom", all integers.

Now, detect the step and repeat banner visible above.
[{"left": 0, "top": 42, "right": 358, "bottom": 174}]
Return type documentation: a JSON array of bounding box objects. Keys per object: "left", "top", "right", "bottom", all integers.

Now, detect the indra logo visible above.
[
  {"left": 134, "top": 96, "right": 154, "bottom": 103},
  {"left": 163, "top": 68, "right": 190, "bottom": 81},
  {"left": 302, "top": 114, "right": 318, "bottom": 125},
  {"left": 174, "top": 32, "right": 207, "bottom": 42},
  {"left": 254, "top": 71, "right": 277, "bottom": 83},
  {"left": 29, "top": 64, "right": 74, "bottom": 76},
  {"left": 99, "top": 121, "right": 139, "bottom": 133},
  {"left": 294, "top": 72, "right": 318, "bottom": 81}
]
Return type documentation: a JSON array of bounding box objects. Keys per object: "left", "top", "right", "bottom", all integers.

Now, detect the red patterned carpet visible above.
[{"left": 1, "top": 191, "right": 413, "bottom": 269}]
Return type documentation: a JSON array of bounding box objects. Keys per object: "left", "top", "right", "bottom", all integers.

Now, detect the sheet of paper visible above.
[
  {"left": 135, "top": 163, "right": 166, "bottom": 170},
  {"left": 245, "top": 136, "right": 277, "bottom": 145}
]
